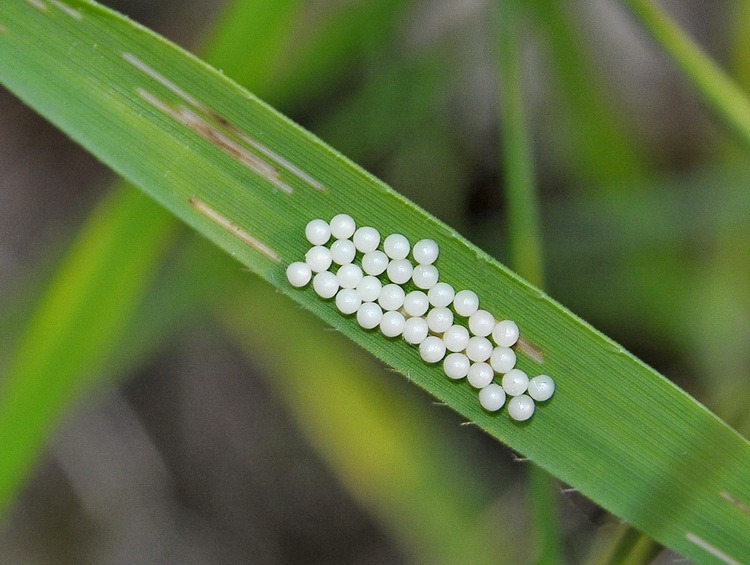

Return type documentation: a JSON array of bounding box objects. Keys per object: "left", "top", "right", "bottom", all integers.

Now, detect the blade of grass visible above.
[
  {"left": 623, "top": 0, "right": 750, "bottom": 153},
  {"left": 0, "top": 186, "right": 176, "bottom": 506},
  {"left": 729, "top": 0, "right": 750, "bottom": 96},
  {"left": 1, "top": 2, "right": 750, "bottom": 562},
  {"left": 607, "top": 527, "right": 661, "bottom": 565},
  {"left": 497, "top": 2, "right": 562, "bottom": 563},
  {"left": 497, "top": 0, "right": 544, "bottom": 289}
]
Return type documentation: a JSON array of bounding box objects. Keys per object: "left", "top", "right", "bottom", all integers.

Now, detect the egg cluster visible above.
[{"left": 286, "top": 213, "right": 556, "bottom": 421}]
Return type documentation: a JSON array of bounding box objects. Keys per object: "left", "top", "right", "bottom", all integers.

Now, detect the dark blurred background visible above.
[{"left": 1, "top": 0, "right": 748, "bottom": 563}]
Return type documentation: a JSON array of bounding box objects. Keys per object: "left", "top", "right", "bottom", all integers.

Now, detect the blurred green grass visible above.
[{"left": 1, "top": 0, "right": 749, "bottom": 563}]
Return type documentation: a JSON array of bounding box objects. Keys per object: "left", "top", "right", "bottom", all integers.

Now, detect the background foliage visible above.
[{"left": 1, "top": 0, "right": 749, "bottom": 563}]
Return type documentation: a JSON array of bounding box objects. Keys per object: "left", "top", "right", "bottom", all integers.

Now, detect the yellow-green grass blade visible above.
[
  {"left": 0, "top": 186, "right": 176, "bottom": 506},
  {"left": 1, "top": 2, "right": 750, "bottom": 563}
]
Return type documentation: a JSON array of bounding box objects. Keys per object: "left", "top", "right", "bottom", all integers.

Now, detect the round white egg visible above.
[
  {"left": 329, "top": 213, "right": 356, "bottom": 239},
  {"left": 453, "top": 289, "right": 479, "bottom": 317},
  {"left": 419, "top": 336, "right": 446, "bottom": 363},
  {"left": 479, "top": 384, "right": 506, "bottom": 412},
  {"left": 527, "top": 375, "right": 555, "bottom": 402},
  {"left": 356, "top": 302, "right": 383, "bottom": 329},
  {"left": 305, "top": 218, "right": 331, "bottom": 246},
  {"left": 402, "top": 317, "right": 429, "bottom": 345},
  {"left": 508, "top": 395, "right": 535, "bottom": 421},
  {"left": 443, "top": 353, "right": 470, "bottom": 379},
  {"left": 312, "top": 271, "right": 339, "bottom": 299},
  {"left": 286, "top": 261, "right": 312, "bottom": 288},
  {"left": 467, "top": 362, "right": 494, "bottom": 389},
  {"left": 502, "top": 369, "right": 529, "bottom": 396}
]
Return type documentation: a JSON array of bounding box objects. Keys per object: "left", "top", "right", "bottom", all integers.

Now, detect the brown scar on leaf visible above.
[
  {"left": 188, "top": 198, "right": 280, "bottom": 263},
  {"left": 123, "top": 52, "right": 325, "bottom": 192},
  {"left": 136, "top": 88, "right": 293, "bottom": 193},
  {"left": 179, "top": 106, "right": 275, "bottom": 176},
  {"left": 515, "top": 336, "right": 544, "bottom": 364},
  {"left": 49, "top": 0, "right": 82, "bottom": 19},
  {"left": 720, "top": 491, "right": 750, "bottom": 516},
  {"left": 212, "top": 112, "right": 327, "bottom": 192},
  {"left": 136, "top": 89, "right": 274, "bottom": 176}
]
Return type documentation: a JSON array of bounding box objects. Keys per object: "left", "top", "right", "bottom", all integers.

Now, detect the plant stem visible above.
[
  {"left": 498, "top": 0, "right": 544, "bottom": 288},
  {"left": 497, "top": 2, "right": 562, "bottom": 563},
  {"left": 624, "top": 0, "right": 750, "bottom": 152}
]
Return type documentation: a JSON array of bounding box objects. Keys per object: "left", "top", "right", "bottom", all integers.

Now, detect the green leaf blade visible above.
[{"left": 2, "top": 1, "right": 750, "bottom": 562}]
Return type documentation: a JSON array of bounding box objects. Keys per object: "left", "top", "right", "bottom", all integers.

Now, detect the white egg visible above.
[
  {"left": 492, "top": 320, "right": 520, "bottom": 347},
  {"left": 443, "top": 325, "right": 470, "bottom": 352},
  {"left": 412, "top": 239, "right": 439, "bottom": 265},
  {"left": 305, "top": 218, "right": 331, "bottom": 246},
  {"left": 508, "top": 395, "right": 535, "bottom": 421},
  {"left": 403, "top": 291, "right": 430, "bottom": 317},
  {"left": 380, "top": 311, "right": 406, "bottom": 338},
  {"left": 527, "top": 375, "right": 555, "bottom": 402},
  {"left": 466, "top": 336, "right": 493, "bottom": 362},
  {"left": 490, "top": 346, "right": 517, "bottom": 374},
  {"left": 335, "top": 288, "right": 362, "bottom": 315},
  {"left": 412, "top": 264, "right": 439, "bottom": 290},
  {"left": 330, "top": 239, "right": 356, "bottom": 265},
  {"left": 356, "top": 302, "right": 383, "bottom": 329},
  {"left": 312, "top": 271, "right": 339, "bottom": 299},
  {"left": 378, "top": 284, "right": 406, "bottom": 311},
  {"left": 361, "top": 250, "right": 389, "bottom": 276},
  {"left": 428, "top": 282, "right": 455, "bottom": 308},
  {"left": 336, "top": 264, "right": 363, "bottom": 289},
  {"left": 305, "top": 245, "right": 333, "bottom": 273},
  {"left": 356, "top": 276, "right": 382, "bottom": 302},
  {"left": 443, "top": 353, "right": 470, "bottom": 379},
  {"left": 453, "top": 289, "right": 479, "bottom": 317},
  {"left": 467, "top": 362, "right": 494, "bottom": 389},
  {"left": 402, "top": 317, "right": 429, "bottom": 345},
  {"left": 479, "top": 384, "right": 506, "bottom": 412},
  {"left": 502, "top": 369, "right": 529, "bottom": 396},
  {"left": 419, "top": 336, "right": 447, "bottom": 364},
  {"left": 329, "top": 213, "right": 356, "bottom": 239},
  {"left": 383, "top": 233, "right": 410, "bottom": 260},
  {"left": 468, "top": 310, "right": 495, "bottom": 337},
  {"left": 386, "top": 258, "right": 413, "bottom": 285},
  {"left": 286, "top": 261, "right": 312, "bottom": 288},
  {"left": 426, "top": 307, "right": 453, "bottom": 333},
  {"left": 353, "top": 226, "right": 380, "bottom": 253}
]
